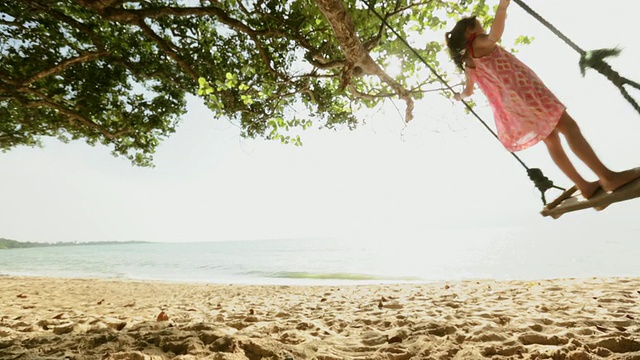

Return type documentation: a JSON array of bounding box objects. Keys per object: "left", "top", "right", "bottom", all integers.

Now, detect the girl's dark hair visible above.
[{"left": 445, "top": 17, "right": 477, "bottom": 71}]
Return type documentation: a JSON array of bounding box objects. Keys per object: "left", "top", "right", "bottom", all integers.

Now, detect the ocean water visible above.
[{"left": 1, "top": 228, "right": 639, "bottom": 285}]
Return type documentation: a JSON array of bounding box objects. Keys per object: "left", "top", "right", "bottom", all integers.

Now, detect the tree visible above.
[{"left": 1, "top": 0, "right": 494, "bottom": 166}]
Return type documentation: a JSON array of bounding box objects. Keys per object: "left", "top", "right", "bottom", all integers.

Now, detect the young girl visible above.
[{"left": 445, "top": 0, "right": 639, "bottom": 199}]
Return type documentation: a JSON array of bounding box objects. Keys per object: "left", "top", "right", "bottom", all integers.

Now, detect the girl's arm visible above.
[
  {"left": 488, "top": 0, "right": 510, "bottom": 43},
  {"left": 454, "top": 68, "right": 475, "bottom": 100}
]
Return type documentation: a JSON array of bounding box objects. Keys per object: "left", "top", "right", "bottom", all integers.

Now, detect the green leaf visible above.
[{"left": 0, "top": 0, "right": 526, "bottom": 166}]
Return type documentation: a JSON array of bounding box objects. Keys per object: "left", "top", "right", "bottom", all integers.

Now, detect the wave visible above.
[{"left": 263, "top": 271, "right": 421, "bottom": 281}]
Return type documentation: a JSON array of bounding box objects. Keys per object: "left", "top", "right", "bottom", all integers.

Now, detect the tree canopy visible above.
[{"left": 1, "top": 0, "right": 496, "bottom": 166}]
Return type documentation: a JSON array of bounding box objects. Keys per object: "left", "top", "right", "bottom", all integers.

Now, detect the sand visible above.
[{"left": 1, "top": 276, "right": 639, "bottom": 360}]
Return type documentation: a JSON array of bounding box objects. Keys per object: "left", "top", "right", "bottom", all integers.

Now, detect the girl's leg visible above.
[
  {"left": 555, "top": 111, "right": 640, "bottom": 192},
  {"left": 542, "top": 128, "right": 600, "bottom": 198}
]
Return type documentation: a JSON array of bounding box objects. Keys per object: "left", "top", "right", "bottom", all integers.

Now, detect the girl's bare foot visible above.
[
  {"left": 577, "top": 181, "right": 600, "bottom": 199},
  {"left": 600, "top": 168, "right": 640, "bottom": 193}
]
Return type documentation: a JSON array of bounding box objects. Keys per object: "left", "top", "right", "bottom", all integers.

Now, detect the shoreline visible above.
[
  {"left": 2, "top": 276, "right": 640, "bottom": 359},
  {"left": 6, "top": 271, "right": 638, "bottom": 287}
]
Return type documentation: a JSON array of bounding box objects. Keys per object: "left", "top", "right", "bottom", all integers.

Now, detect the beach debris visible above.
[
  {"left": 16, "top": 293, "right": 27, "bottom": 298},
  {"left": 156, "top": 311, "right": 169, "bottom": 322},
  {"left": 124, "top": 302, "right": 135, "bottom": 307},
  {"left": 97, "top": 299, "right": 104, "bottom": 305},
  {"left": 52, "top": 313, "right": 65, "bottom": 320},
  {"left": 249, "top": 308, "right": 255, "bottom": 315},
  {"left": 320, "top": 298, "right": 327, "bottom": 302},
  {"left": 378, "top": 300, "right": 383, "bottom": 309},
  {"left": 626, "top": 314, "right": 635, "bottom": 320}
]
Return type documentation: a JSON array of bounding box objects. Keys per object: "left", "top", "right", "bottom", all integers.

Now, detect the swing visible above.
[
  {"left": 511, "top": 0, "right": 640, "bottom": 217},
  {"left": 541, "top": 168, "right": 640, "bottom": 219},
  {"left": 361, "top": 0, "right": 640, "bottom": 217}
]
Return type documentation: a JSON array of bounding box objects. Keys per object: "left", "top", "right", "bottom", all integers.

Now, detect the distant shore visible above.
[
  {"left": 1, "top": 276, "right": 639, "bottom": 359},
  {"left": 0, "top": 238, "right": 148, "bottom": 250}
]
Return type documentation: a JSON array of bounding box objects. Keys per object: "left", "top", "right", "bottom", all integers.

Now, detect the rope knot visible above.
[
  {"left": 579, "top": 48, "right": 621, "bottom": 78},
  {"left": 527, "top": 168, "right": 555, "bottom": 204}
]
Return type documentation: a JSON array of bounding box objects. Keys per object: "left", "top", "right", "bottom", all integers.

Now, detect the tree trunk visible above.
[{"left": 314, "top": 0, "right": 414, "bottom": 121}]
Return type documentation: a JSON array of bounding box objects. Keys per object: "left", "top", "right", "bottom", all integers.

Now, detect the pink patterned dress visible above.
[{"left": 466, "top": 33, "right": 565, "bottom": 152}]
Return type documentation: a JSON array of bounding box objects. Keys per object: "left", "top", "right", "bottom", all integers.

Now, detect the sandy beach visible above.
[{"left": 1, "top": 276, "right": 639, "bottom": 359}]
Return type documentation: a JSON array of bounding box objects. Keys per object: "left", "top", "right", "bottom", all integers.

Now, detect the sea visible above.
[{"left": 1, "top": 228, "right": 639, "bottom": 285}]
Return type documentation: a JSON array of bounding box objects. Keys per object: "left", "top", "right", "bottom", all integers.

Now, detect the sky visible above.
[{"left": 1, "top": 0, "right": 639, "bottom": 243}]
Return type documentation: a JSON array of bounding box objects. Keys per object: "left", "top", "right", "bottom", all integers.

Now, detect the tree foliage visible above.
[{"left": 1, "top": 0, "right": 497, "bottom": 166}]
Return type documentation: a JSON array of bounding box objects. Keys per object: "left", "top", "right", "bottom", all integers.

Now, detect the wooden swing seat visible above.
[{"left": 541, "top": 168, "right": 640, "bottom": 219}]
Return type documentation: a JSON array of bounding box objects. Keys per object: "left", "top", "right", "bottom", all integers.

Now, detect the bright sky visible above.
[{"left": 1, "top": 0, "right": 638, "bottom": 243}]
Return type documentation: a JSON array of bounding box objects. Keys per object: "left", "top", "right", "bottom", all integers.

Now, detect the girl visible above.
[{"left": 445, "top": 0, "right": 639, "bottom": 199}]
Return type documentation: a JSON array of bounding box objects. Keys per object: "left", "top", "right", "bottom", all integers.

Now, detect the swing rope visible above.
[
  {"left": 511, "top": 0, "right": 640, "bottom": 116},
  {"left": 361, "top": 0, "right": 564, "bottom": 205}
]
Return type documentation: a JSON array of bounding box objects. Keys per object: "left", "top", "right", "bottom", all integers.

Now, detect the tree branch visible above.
[
  {"left": 23, "top": 89, "right": 120, "bottom": 140},
  {"left": 136, "top": 19, "right": 200, "bottom": 81},
  {"left": 88, "top": 2, "right": 336, "bottom": 83},
  {"left": 305, "top": 55, "right": 346, "bottom": 70},
  {"left": 387, "top": 1, "right": 441, "bottom": 17},
  {"left": 348, "top": 83, "right": 459, "bottom": 100},
  {"left": 246, "top": 34, "right": 281, "bottom": 78},
  {"left": 100, "top": 5, "right": 285, "bottom": 38},
  {"left": 0, "top": 19, "right": 26, "bottom": 29},
  {"left": 28, "top": 1, "right": 105, "bottom": 49},
  {"left": 23, "top": 51, "right": 109, "bottom": 86}
]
